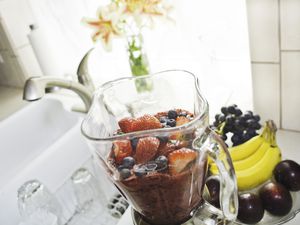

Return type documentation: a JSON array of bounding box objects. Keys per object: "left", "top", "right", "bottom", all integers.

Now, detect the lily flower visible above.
[{"left": 82, "top": 3, "right": 125, "bottom": 50}]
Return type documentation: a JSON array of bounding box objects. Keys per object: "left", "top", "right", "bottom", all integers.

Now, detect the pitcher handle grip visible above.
[{"left": 194, "top": 128, "right": 238, "bottom": 224}]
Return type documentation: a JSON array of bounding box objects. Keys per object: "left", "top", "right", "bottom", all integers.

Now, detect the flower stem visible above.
[{"left": 127, "top": 34, "right": 152, "bottom": 92}]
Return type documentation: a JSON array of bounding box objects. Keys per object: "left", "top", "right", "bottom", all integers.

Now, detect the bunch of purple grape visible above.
[{"left": 212, "top": 104, "right": 261, "bottom": 146}]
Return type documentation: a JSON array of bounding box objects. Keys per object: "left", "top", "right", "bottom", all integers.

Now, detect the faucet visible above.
[
  {"left": 23, "top": 76, "right": 93, "bottom": 113},
  {"left": 77, "top": 48, "right": 95, "bottom": 92}
]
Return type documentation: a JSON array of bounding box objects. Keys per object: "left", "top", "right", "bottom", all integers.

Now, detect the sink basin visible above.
[
  {"left": 0, "top": 98, "right": 80, "bottom": 186},
  {"left": 0, "top": 98, "right": 93, "bottom": 225}
]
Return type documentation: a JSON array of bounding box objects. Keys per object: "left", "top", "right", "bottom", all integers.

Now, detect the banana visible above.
[
  {"left": 233, "top": 141, "right": 270, "bottom": 171},
  {"left": 228, "top": 135, "right": 265, "bottom": 161},
  {"left": 236, "top": 145, "right": 281, "bottom": 190},
  {"left": 210, "top": 140, "right": 270, "bottom": 174},
  {"left": 209, "top": 120, "right": 282, "bottom": 191}
]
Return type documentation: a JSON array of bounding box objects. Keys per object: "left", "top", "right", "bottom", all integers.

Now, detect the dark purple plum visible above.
[
  {"left": 237, "top": 193, "right": 264, "bottom": 224},
  {"left": 206, "top": 178, "right": 220, "bottom": 208},
  {"left": 274, "top": 160, "right": 300, "bottom": 191},
  {"left": 259, "top": 182, "right": 292, "bottom": 216}
]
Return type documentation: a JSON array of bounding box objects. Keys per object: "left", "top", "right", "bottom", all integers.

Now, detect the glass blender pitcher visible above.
[{"left": 81, "top": 70, "right": 238, "bottom": 225}]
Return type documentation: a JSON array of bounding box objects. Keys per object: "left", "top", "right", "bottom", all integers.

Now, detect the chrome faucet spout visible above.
[
  {"left": 23, "top": 76, "right": 93, "bottom": 112},
  {"left": 77, "top": 48, "right": 95, "bottom": 92}
]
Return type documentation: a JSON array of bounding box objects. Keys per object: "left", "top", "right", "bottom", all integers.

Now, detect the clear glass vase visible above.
[{"left": 127, "top": 34, "right": 153, "bottom": 92}]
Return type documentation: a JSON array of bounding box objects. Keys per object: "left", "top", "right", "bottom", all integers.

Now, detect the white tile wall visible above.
[
  {"left": 281, "top": 52, "right": 300, "bottom": 130},
  {"left": 246, "top": 0, "right": 279, "bottom": 62},
  {"left": 0, "top": 50, "right": 23, "bottom": 87},
  {"left": 251, "top": 63, "right": 280, "bottom": 126},
  {"left": 0, "top": 18, "right": 14, "bottom": 55},
  {"left": 0, "top": 0, "right": 34, "bottom": 48},
  {"left": 280, "top": 0, "right": 300, "bottom": 50}
]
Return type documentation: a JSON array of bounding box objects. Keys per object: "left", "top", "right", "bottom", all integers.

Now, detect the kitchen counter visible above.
[{"left": 117, "top": 129, "right": 300, "bottom": 225}]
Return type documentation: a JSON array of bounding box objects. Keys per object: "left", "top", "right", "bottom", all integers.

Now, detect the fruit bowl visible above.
[{"left": 234, "top": 186, "right": 300, "bottom": 225}]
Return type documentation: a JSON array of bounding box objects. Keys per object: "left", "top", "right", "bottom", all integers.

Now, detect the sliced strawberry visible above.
[
  {"left": 157, "top": 142, "right": 176, "bottom": 156},
  {"left": 118, "top": 115, "right": 162, "bottom": 133},
  {"left": 168, "top": 148, "right": 197, "bottom": 175},
  {"left": 135, "top": 137, "right": 160, "bottom": 164},
  {"left": 132, "top": 114, "right": 162, "bottom": 132},
  {"left": 118, "top": 117, "right": 135, "bottom": 133},
  {"left": 113, "top": 140, "right": 133, "bottom": 164},
  {"left": 176, "top": 116, "right": 190, "bottom": 126}
]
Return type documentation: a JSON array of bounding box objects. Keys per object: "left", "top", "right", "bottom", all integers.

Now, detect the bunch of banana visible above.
[{"left": 210, "top": 120, "right": 282, "bottom": 191}]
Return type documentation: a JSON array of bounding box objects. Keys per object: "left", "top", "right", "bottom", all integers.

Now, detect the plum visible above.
[
  {"left": 259, "top": 182, "right": 292, "bottom": 216},
  {"left": 206, "top": 177, "right": 220, "bottom": 208},
  {"left": 237, "top": 193, "right": 264, "bottom": 224},
  {"left": 274, "top": 160, "right": 300, "bottom": 191}
]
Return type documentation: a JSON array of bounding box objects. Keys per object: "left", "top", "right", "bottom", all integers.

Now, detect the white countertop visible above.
[{"left": 117, "top": 129, "right": 300, "bottom": 225}]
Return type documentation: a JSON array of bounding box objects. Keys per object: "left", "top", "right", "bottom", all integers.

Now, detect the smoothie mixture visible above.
[{"left": 108, "top": 109, "right": 207, "bottom": 225}]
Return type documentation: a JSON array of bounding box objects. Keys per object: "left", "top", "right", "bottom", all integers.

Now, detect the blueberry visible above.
[
  {"left": 122, "top": 157, "right": 135, "bottom": 169},
  {"left": 215, "top": 114, "right": 221, "bottom": 122},
  {"left": 120, "top": 168, "right": 131, "bottom": 179},
  {"left": 155, "top": 156, "right": 168, "bottom": 170},
  {"left": 253, "top": 115, "right": 261, "bottom": 122},
  {"left": 159, "top": 117, "right": 167, "bottom": 124},
  {"left": 242, "top": 133, "right": 252, "bottom": 142},
  {"left": 245, "top": 110, "right": 253, "bottom": 116},
  {"left": 131, "top": 138, "right": 139, "bottom": 151},
  {"left": 234, "top": 109, "right": 242, "bottom": 116},
  {"left": 225, "top": 115, "right": 235, "bottom": 125},
  {"left": 218, "top": 114, "right": 225, "bottom": 122},
  {"left": 228, "top": 105, "right": 236, "bottom": 114},
  {"left": 231, "top": 134, "right": 241, "bottom": 144},
  {"left": 213, "top": 121, "right": 219, "bottom": 127},
  {"left": 221, "top": 106, "right": 228, "bottom": 115},
  {"left": 167, "top": 119, "right": 176, "bottom": 127},
  {"left": 168, "top": 110, "right": 178, "bottom": 119},
  {"left": 253, "top": 123, "right": 262, "bottom": 130},
  {"left": 234, "top": 119, "right": 243, "bottom": 129},
  {"left": 246, "top": 119, "right": 256, "bottom": 128},
  {"left": 117, "top": 165, "right": 127, "bottom": 171},
  {"left": 157, "top": 135, "right": 168, "bottom": 144},
  {"left": 243, "top": 113, "right": 252, "bottom": 120},
  {"left": 246, "top": 128, "right": 256, "bottom": 136},
  {"left": 134, "top": 167, "right": 147, "bottom": 177}
]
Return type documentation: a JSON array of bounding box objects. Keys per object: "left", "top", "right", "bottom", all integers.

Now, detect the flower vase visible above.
[{"left": 127, "top": 34, "right": 153, "bottom": 92}]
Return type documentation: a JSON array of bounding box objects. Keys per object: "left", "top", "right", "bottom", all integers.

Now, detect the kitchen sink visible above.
[{"left": 0, "top": 98, "right": 105, "bottom": 225}]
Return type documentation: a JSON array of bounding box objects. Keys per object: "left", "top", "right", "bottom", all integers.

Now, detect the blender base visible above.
[{"left": 131, "top": 203, "right": 225, "bottom": 225}]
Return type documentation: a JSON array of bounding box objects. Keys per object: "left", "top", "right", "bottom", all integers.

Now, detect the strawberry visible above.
[
  {"left": 157, "top": 142, "right": 176, "bottom": 156},
  {"left": 135, "top": 137, "right": 160, "bottom": 164},
  {"left": 118, "top": 115, "right": 162, "bottom": 133},
  {"left": 113, "top": 140, "right": 133, "bottom": 164},
  {"left": 176, "top": 116, "right": 190, "bottom": 126},
  {"left": 168, "top": 148, "right": 197, "bottom": 175},
  {"left": 118, "top": 117, "right": 135, "bottom": 133}
]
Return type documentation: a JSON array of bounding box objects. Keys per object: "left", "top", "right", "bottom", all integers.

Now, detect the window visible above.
[{"left": 28, "top": 0, "right": 252, "bottom": 112}]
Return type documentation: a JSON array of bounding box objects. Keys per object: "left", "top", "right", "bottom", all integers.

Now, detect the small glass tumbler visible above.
[
  {"left": 17, "top": 180, "right": 63, "bottom": 225},
  {"left": 71, "top": 167, "right": 107, "bottom": 213}
]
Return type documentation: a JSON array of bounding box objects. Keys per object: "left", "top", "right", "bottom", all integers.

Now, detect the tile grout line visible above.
[
  {"left": 281, "top": 49, "right": 300, "bottom": 52},
  {"left": 278, "top": 0, "right": 283, "bottom": 130}
]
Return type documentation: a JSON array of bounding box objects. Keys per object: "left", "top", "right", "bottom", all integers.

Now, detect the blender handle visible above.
[{"left": 194, "top": 128, "right": 238, "bottom": 224}]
